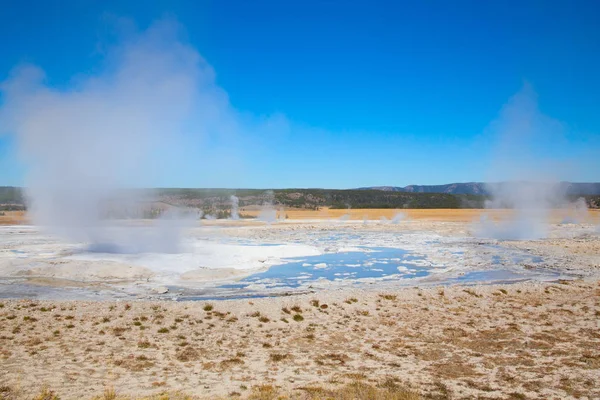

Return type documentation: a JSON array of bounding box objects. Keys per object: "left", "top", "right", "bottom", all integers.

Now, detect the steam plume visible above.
[
  {"left": 476, "top": 84, "right": 587, "bottom": 240},
  {"left": 391, "top": 211, "right": 406, "bottom": 224},
  {"left": 0, "top": 18, "right": 283, "bottom": 251},
  {"left": 257, "top": 190, "right": 277, "bottom": 224},
  {"left": 230, "top": 195, "right": 239, "bottom": 220}
]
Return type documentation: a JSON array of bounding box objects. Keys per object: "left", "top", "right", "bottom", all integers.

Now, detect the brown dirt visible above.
[{"left": 1, "top": 280, "right": 599, "bottom": 399}]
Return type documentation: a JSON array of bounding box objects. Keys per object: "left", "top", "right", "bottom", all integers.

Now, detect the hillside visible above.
[
  {"left": 157, "top": 188, "right": 483, "bottom": 211},
  {"left": 2, "top": 185, "right": 599, "bottom": 213},
  {"left": 361, "top": 182, "right": 600, "bottom": 196}
]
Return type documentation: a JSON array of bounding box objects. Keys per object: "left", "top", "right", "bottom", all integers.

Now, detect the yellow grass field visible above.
[
  {"left": 242, "top": 207, "right": 600, "bottom": 223},
  {"left": 0, "top": 211, "right": 27, "bottom": 225},
  {"left": 2, "top": 208, "right": 599, "bottom": 225}
]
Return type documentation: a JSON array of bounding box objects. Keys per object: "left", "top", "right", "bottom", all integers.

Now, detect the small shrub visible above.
[
  {"left": 269, "top": 353, "right": 290, "bottom": 362},
  {"left": 102, "top": 387, "right": 117, "bottom": 400},
  {"left": 112, "top": 327, "right": 127, "bottom": 336},
  {"left": 293, "top": 314, "right": 304, "bottom": 322},
  {"left": 32, "top": 386, "right": 59, "bottom": 400},
  {"left": 463, "top": 289, "right": 482, "bottom": 298}
]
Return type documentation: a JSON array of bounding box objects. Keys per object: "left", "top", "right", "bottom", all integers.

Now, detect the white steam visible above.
[
  {"left": 257, "top": 190, "right": 277, "bottom": 224},
  {"left": 229, "top": 195, "right": 240, "bottom": 220},
  {"left": 391, "top": 211, "right": 406, "bottom": 224},
  {"left": 480, "top": 181, "right": 562, "bottom": 240},
  {"left": 561, "top": 197, "right": 589, "bottom": 224},
  {"left": 0, "top": 18, "right": 282, "bottom": 252},
  {"left": 338, "top": 213, "right": 350, "bottom": 222},
  {"left": 278, "top": 207, "right": 287, "bottom": 222},
  {"left": 380, "top": 212, "right": 406, "bottom": 224},
  {"left": 476, "top": 84, "right": 587, "bottom": 240}
]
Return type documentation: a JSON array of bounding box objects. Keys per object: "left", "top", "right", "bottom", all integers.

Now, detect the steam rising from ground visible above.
[
  {"left": 477, "top": 84, "right": 588, "bottom": 240},
  {"left": 391, "top": 211, "right": 406, "bottom": 224},
  {"left": 561, "top": 197, "right": 589, "bottom": 224},
  {"left": 229, "top": 195, "right": 240, "bottom": 220},
  {"left": 0, "top": 18, "right": 283, "bottom": 252},
  {"left": 481, "top": 182, "right": 562, "bottom": 240},
  {"left": 257, "top": 191, "right": 277, "bottom": 224}
]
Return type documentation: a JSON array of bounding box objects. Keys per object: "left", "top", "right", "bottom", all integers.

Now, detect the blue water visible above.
[
  {"left": 226, "top": 247, "right": 430, "bottom": 289},
  {"left": 453, "top": 268, "right": 562, "bottom": 284},
  {"left": 488, "top": 245, "right": 544, "bottom": 265}
]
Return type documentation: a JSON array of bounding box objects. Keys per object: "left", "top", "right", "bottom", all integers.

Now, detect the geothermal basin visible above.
[{"left": 2, "top": 214, "right": 598, "bottom": 300}]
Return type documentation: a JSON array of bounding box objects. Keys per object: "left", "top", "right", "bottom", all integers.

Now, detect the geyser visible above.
[
  {"left": 476, "top": 84, "right": 587, "bottom": 240},
  {"left": 480, "top": 181, "right": 564, "bottom": 240},
  {"left": 230, "top": 195, "right": 240, "bottom": 220},
  {"left": 257, "top": 190, "right": 278, "bottom": 224},
  {"left": 0, "top": 18, "right": 284, "bottom": 252}
]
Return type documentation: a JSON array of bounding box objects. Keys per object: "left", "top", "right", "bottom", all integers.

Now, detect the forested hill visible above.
[
  {"left": 2, "top": 186, "right": 599, "bottom": 211},
  {"left": 360, "top": 182, "right": 600, "bottom": 196}
]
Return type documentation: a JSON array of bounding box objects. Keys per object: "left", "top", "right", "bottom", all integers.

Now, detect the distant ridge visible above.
[
  {"left": 359, "top": 182, "right": 600, "bottom": 196},
  {"left": 2, "top": 183, "right": 600, "bottom": 212}
]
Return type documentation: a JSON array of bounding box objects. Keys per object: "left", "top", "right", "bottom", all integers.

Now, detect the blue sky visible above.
[{"left": 0, "top": 0, "right": 599, "bottom": 188}]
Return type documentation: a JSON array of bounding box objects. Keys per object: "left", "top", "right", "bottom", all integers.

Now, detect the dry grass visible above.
[
  {"left": 0, "top": 211, "right": 27, "bottom": 225},
  {"left": 239, "top": 207, "right": 600, "bottom": 223},
  {"left": 9, "top": 380, "right": 419, "bottom": 400},
  {"left": 3, "top": 208, "right": 600, "bottom": 227},
  {"left": 1, "top": 281, "right": 598, "bottom": 399}
]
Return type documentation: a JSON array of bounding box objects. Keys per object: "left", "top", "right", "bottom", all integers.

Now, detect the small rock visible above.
[{"left": 151, "top": 286, "right": 169, "bottom": 294}]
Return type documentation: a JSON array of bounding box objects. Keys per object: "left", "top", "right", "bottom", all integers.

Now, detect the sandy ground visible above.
[
  {"left": 1, "top": 210, "right": 600, "bottom": 399},
  {"left": 1, "top": 280, "right": 599, "bottom": 399}
]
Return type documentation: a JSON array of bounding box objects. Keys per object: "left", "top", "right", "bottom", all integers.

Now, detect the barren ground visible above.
[
  {"left": 1, "top": 280, "right": 599, "bottom": 399},
  {"left": 1, "top": 209, "right": 599, "bottom": 399}
]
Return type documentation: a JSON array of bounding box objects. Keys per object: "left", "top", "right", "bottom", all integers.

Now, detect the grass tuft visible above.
[{"left": 293, "top": 314, "right": 304, "bottom": 322}]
